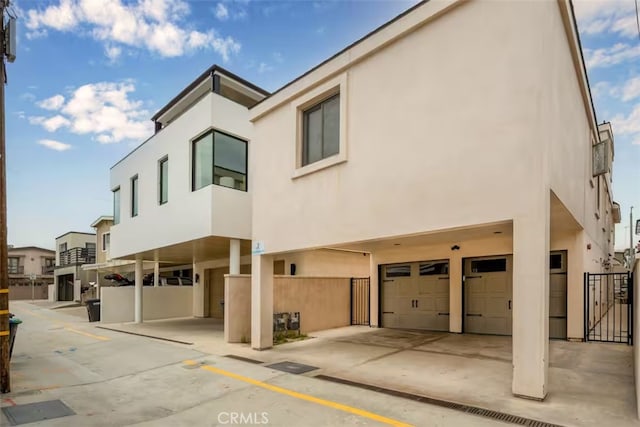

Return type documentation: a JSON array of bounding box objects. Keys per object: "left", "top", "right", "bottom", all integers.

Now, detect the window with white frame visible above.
[
  {"left": 102, "top": 232, "right": 110, "bottom": 252},
  {"left": 302, "top": 94, "right": 340, "bottom": 166},
  {"left": 131, "top": 175, "right": 139, "bottom": 217}
]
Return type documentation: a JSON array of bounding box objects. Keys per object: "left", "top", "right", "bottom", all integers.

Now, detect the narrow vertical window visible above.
[
  {"left": 159, "top": 157, "right": 169, "bottom": 204},
  {"left": 102, "top": 233, "right": 110, "bottom": 252},
  {"left": 302, "top": 94, "right": 340, "bottom": 166},
  {"left": 131, "top": 175, "right": 139, "bottom": 217},
  {"left": 113, "top": 187, "right": 120, "bottom": 224}
]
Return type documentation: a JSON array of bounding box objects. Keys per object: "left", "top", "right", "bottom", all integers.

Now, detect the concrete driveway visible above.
[{"left": 94, "top": 320, "right": 638, "bottom": 426}]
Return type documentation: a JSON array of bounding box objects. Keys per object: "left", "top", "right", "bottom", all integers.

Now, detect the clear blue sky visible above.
[{"left": 5, "top": 0, "right": 640, "bottom": 251}]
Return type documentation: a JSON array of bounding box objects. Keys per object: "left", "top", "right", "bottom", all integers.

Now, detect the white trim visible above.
[{"left": 292, "top": 73, "right": 348, "bottom": 179}]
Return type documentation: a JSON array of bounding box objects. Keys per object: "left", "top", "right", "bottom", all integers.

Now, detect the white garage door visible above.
[
  {"left": 464, "top": 256, "right": 512, "bottom": 336},
  {"left": 382, "top": 260, "right": 449, "bottom": 331}
]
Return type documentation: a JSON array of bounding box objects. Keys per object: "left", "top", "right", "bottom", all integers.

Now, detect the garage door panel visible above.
[
  {"left": 485, "top": 297, "right": 509, "bottom": 316},
  {"left": 382, "top": 260, "right": 449, "bottom": 332},
  {"left": 485, "top": 276, "right": 508, "bottom": 293}
]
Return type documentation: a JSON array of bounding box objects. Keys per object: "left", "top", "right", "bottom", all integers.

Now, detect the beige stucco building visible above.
[
  {"left": 103, "top": 0, "right": 622, "bottom": 403},
  {"left": 53, "top": 231, "right": 97, "bottom": 301},
  {"left": 247, "top": 0, "right": 619, "bottom": 400},
  {"left": 7, "top": 246, "right": 55, "bottom": 300}
]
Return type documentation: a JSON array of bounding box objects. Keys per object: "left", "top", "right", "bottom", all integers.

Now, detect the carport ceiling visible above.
[
  {"left": 128, "top": 236, "right": 252, "bottom": 264},
  {"left": 336, "top": 221, "right": 512, "bottom": 252}
]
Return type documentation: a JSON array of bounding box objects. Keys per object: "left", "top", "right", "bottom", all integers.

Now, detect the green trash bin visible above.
[{"left": 9, "top": 316, "right": 22, "bottom": 360}]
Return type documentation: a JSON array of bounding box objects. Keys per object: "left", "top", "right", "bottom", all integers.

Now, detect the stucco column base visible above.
[
  {"left": 449, "top": 252, "right": 463, "bottom": 333},
  {"left": 230, "top": 239, "right": 241, "bottom": 275},
  {"left": 251, "top": 254, "right": 273, "bottom": 350},
  {"left": 192, "top": 262, "right": 206, "bottom": 318},
  {"left": 512, "top": 193, "right": 550, "bottom": 400}
]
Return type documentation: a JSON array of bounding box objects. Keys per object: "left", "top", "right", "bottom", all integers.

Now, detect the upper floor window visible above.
[
  {"left": 45, "top": 258, "right": 55, "bottom": 267},
  {"left": 131, "top": 175, "right": 139, "bottom": 217},
  {"left": 302, "top": 94, "right": 340, "bottom": 166},
  {"left": 159, "top": 157, "right": 169, "bottom": 205},
  {"left": 8, "top": 257, "right": 19, "bottom": 274},
  {"left": 59, "top": 243, "right": 67, "bottom": 253},
  {"left": 113, "top": 187, "right": 121, "bottom": 225},
  {"left": 102, "top": 233, "right": 111, "bottom": 252},
  {"left": 192, "top": 130, "right": 247, "bottom": 192}
]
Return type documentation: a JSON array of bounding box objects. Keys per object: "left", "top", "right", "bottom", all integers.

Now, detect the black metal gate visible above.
[
  {"left": 584, "top": 272, "right": 633, "bottom": 344},
  {"left": 350, "top": 277, "right": 370, "bottom": 325}
]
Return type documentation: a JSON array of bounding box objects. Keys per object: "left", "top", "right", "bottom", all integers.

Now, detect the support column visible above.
[
  {"left": 96, "top": 270, "right": 100, "bottom": 300},
  {"left": 230, "top": 239, "right": 241, "bottom": 275},
  {"left": 449, "top": 252, "right": 463, "bottom": 333},
  {"left": 153, "top": 262, "right": 159, "bottom": 287},
  {"left": 512, "top": 192, "right": 550, "bottom": 400},
  {"left": 134, "top": 258, "right": 143, "bottom": 324},
  {"left": 567, "top": 230, "right": 585, "bottom": 340},
  {"left": 369, "top": 253, "right": 379, "bottom": 327},
  {"left": 251, "top": 254, "right": 273, "bottom": 350}
]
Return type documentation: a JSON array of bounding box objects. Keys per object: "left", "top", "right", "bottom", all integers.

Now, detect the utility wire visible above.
[{"left": 636, "top": 0, "right": 640, "bottom": 41}]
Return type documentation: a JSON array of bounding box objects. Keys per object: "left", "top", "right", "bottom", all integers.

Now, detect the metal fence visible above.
[
  {"left": 350, "top": 277, "right": 370, "bottom": 326},
  {"left": 584, "top": 272, "right": 633, "bottom": 344}
]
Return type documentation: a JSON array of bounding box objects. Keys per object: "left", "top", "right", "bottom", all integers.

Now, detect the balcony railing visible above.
[
  {"left": 58, "top": 247, "right": 96, "bottom": 267},
  {"left": 8, "top": 265, "right": 24, "bottom": 275},
  {"left": 42, "top": 265, "right": 55, "bottom": 275}
]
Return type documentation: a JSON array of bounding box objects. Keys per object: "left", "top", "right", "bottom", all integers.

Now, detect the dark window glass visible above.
[
  {"left": 420, "top": 262, "right": 449, "bottom": 276},
  {"left": 303, "top": 94, "right": 340, "bottom": 166},
  {"left": 386, "top": 264, "right": 411, "bottom": 278},
  {"left": 550, "top": 254, "right": 563, "bottom": 270},
  {"left": 159, "top": 157, "right": 168, "bottom": 204},
  {"left": 113, "top": 188, "right": 120, "bottom": 224},
  {"left": 471, "top": 258, "right": 507, "bottom": 273},
  {"left": 131, "top": 176, "right": 139, "bottom": 217},
  {"left": 193, "top": 131, "right": 247, "bottom": 191},
  {"left": 165, "top": 277, "right": 179, "bottom": 285}
]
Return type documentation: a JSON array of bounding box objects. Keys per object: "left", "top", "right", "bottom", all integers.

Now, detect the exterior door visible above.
[
  {"left": 382, "top": 261, "right": 449, "bottom": 331},
  {"left": 549, "top": 251, "right": 567, "bottom": 339},
  {"left": 207, "top": 264, "right": 251, "bottom": 319},
  {"left": 464, "top": 256, "right": 512, "bottom": 335}
]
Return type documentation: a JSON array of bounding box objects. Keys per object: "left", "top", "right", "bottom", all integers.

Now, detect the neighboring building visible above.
[
  {"left": 54, "top": 232, "right": 97, "bottom": 301},
  {"left": 105, "top": 0, "right": 620, "bottom": 403},
  {"left": 7, "top": 246, "right": 55, "bottom": 300}
]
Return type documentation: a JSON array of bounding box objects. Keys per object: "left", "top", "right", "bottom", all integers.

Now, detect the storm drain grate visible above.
[
  {"left": 266, "top": 361, "right": 318, "bottom": 374},
  {"left": 1, "top": 400, "right": 75, "bottom": 426},
  {"left": 315, "top": 375, "right": 564, "bottom": 427},
  {"left": 224, "top": 355, "right": 264, "bottom": 364}
]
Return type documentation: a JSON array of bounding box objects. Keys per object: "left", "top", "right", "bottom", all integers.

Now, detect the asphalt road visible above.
[{"left": 0, "top": 301, "right": 504, "bottom": 426}]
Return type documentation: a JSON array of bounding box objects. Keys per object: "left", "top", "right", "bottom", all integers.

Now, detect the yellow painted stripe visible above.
[
  {"left": 0, "top": 331, "right": 8, "bottom": 336},
  {"left": 0, "top": 289, "right": 8, "bottom": 294},
  {"left": 183, "top": 360, "right": 413, "bottom": 427},
  {"left": 64, "top": 328, "right": 110, "bottom": 341},
  {"left": 0, "top": 310, "right": 9, "bottom": 315}
]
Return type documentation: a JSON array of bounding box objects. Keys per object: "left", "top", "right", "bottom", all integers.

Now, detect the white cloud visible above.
[
  {"left": 105, "top": 44, "right": 122, "bottom": 62},
  {"left": 573, "top": 0, "right": 637, "bottom": 38},
  {"left": 257, "top": 62, "right": 273, "bottom": 74},
  {"left": 30, "top": 81, "right": 153, "bottom": 144},
  {"left": 620, "top": 76, "right": 640, "bottom": 101},
  {"left": 584, "top": 43, "right": 640, "bottom": 68},
  {"left": 20, "top": 93, "right": 36, "bottom": 102},
  {"left": 37, "top": 139, "right": 72, "bottom": 151},
  {"left": 612, "top": 103, "right": 640, "bottom": 144},
  {"left": 25, "top": 0, "right": 242, "bottom": 61},
  {"left": 37, "top": 94, "right": 65, "bottom": 110},
  {"left": 215, "top": 3, "right": 229, "bottom": 20}
]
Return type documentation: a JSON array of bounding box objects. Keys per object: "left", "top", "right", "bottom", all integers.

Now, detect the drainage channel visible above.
[{"left": 315, "top": 375, "right": 564, "bottom": 427}]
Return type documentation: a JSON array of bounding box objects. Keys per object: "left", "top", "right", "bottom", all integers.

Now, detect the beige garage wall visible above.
[
  {"left": 101, "top": 286, "right": 193, "bottom": 323},
  {"left": 633, "top": 259, "right": 639, "bottom": 419},
  {"left": 225, "top": 275, "right": 351, "bottom": 342}
]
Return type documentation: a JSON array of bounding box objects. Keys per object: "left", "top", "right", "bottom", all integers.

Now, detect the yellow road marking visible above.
[
  {"left": 64, "top": 327, "right": 110, "bottom": 341},
  {"left": 0, "top": 310, "right": 9, "bottom": 315},
  {"left": 183, "top": 360, "right": 413, "bottom": 427},
  {"left": 0, "top": 289, "right": 8, "bottom": 294},
  {"left": 0, "top": 331, "right": 8, "bottom": 336}
]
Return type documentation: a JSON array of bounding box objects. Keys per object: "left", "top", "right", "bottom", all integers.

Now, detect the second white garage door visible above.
[
  {"left": 464, "top": 256, "right": 513, "bottom": 336},
  {"left": 382, "top": 260, "right": 450, "bottom": 331}
]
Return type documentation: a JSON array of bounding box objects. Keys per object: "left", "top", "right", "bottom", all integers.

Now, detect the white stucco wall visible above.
[
  {"left": 100, "top": 286, "right": 193, "bottom": 323},
  {"left": 110, "top": 92, "right": 253, "bottom": 259},
  {"left": 250, "top": 0, "right": 557, "bottom": 255}
]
